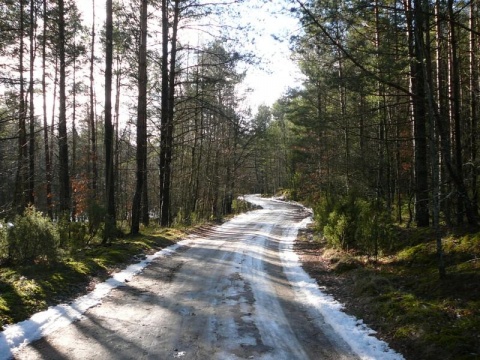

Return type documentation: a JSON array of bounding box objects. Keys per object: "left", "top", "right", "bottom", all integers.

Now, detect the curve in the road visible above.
[{"left": 6, "top": 195, "right": 403, "bottom": 360}]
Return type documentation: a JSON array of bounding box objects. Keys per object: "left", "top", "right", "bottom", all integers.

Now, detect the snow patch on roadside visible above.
[
  {"left": 0, "top": 241, "right": 189, "bottom": 359},
  {"left": 279, "top": 211, "right": 405, "bottom": 360}
]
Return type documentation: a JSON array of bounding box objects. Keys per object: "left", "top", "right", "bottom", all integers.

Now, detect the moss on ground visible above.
[
  {"left": 297, "top": 227, "right": 480, "bottom": 360},
  {"left": 0, "top": 227, "right": 184, "bottom": 330}
]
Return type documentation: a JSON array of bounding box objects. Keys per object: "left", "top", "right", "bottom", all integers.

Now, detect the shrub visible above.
[
  {"left": 67, "top": 221, "right": 88, "bottom": 250},
  {"left": 7, "top": 207, "right": 59, "bottom": 264},
  {"left": 316, "top": 193, "right": 393, "bottom": 255},
  {"left": 86, "top": 201, "right": 106, "bottom": 242},
  {"left": 232, "top": 198, "right": 250, "bottom": 214},
  {"left": 57, "top": 201, "right": 107, "bottom": 251},
  {"left": 57, "top": 215, "right": 71, "bottom": 249},
  {"left": 0, "top": 221, "right": 8, "bottom": 263},
  {"left": 322, "top": 194, "right": 360, "bottom": 250},
  {"left": 355, "top": 200, "right": 394, "bottom": 259},
  {"left": 314, "top": 196, "right": 335, "bottom": 232},
  {"left": 323, "top": 210, "right": 350, "bottom": 249}
]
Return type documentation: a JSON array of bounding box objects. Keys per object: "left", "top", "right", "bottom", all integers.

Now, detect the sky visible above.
[
  {"left": 0, "top": 196, "right": 404, "bottom": 360},
  {"left": 232, "top": 1, "right": 305, "bottom": 111},
  {"left": 75, "top": 0, "right": 305, "bottom": 115}
]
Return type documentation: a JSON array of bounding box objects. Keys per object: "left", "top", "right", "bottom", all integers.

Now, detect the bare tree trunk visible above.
[
  {"left": 131, "top": 0, "right": 148, "bottom": 234},
  {"left": 58, "top": 0, "right": 71, "bottom": 215},
  {"left": 448, "top": 0, "right": 467, "bottom": 225},
  {"left": 435, "top": 0, "right": 452, "bottom": 226},
  {"left": 104, "top": 0, "right": 116, "bottom": 240},
  {"left": 189, "top": 62, "right": 204, "bottom": 218},
  {"left": 28, "top": 0, "right": 36, "bottom": 206},
  {"left": 470, "top": 0, "right": 478, "bottom": 214},
  {"left": 50, "top": 56, "right": 58, "bottom": 198},
  {"left": 405, "top": 0, "right": 429, "bottom": 226},
  {"left": 139, "top": 0, "right": 149, "bottom": 228},
  {"left": 421, "top": 7, "right": 446, "bottom": 278},
  {"left": 114, "top": 47, "right": 122, "bottom": 211},
  {"left": 42, "top": 0, "right": 53, "bottom": 218},
  {"left": 71, "top": 25, "right": 78, "bottom": 221},
  {"left": 160, "top": 0, "right": 180, "bottom": 226},
  {"left": 159, "top": 0, "right": 169, "bottom": 226},
  {"left": 14, "top": 0, "right": 27, "bottom": 213},
  {"left": 338, "top": 54, "right": 350, "bottom": 193},
  {"left": 89, "top": 0, "right": 97, "bottom": 197},
  {"left": 188, "top": 67, "right": 200, "bottom": 219}
]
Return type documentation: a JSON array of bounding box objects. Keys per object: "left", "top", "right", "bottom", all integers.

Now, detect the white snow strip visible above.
[
  {"left": 0, "top": 241, "right": 187, "bottom": 360},
  {"left": 278, "top": 211, "right": 405, "bottom": 360}
]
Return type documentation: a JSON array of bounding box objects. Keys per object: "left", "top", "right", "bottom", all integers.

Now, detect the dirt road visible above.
[{"left": 13, "top": 196, "right": 359, "bottom": 360}]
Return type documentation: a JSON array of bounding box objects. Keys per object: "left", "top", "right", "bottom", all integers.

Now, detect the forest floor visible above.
[
  {"left": 295, "top": 225, "right": 480, "bottom": 360},
  {"left": 0, "top": 227, "right": 185, "bottom": 330}
]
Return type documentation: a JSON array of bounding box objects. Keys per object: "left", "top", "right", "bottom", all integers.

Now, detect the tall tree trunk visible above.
[
  {"left": 420, "top": 6, "right": 447, "bottom": 277},
  {"left": 141, "top": 176, "right": 149, "bottom": 225},
  {"left": 159, "top": 0, "right": 169, "bottom": 226},
  {"left": 50, "top": 55, "right": 58, "bottom": 181},
  {"left": 374, "top": 0, "right": 388, "bottom": 203},
  {"left": 338, "top": 55, "right": 349, "bottom": 192},
  {"left": 114, "top": 47, "right": 122, "bottom": 211},
  {"left": 189, "top": 62, "right": 204, "bottom": 218},
  {"left": 15, "top": 0, "right": 27, "bottom": 214},
  {"left": 42, "top": 0, "right": 53, "bottom": 218},
  {"left": 408, "top": 0, "right": 429, "bottom": 226},
  {"left": 416, "top": 0, "right": 477, "bottom": 254},
  {"left": 429, "top": 64, "right": 445, "bottom": 278},
  {"left": 469, "top": 0, "right": 478, "bottom": 214},
  {"left": 131, "top": 0, "right": 148, "bottom": 234},
  {"left": 435, "top": 0, "right": 452, "bottom": 226},
  {"left": 71, "top": 25, "right": 78, "bottom": 220},
  {"left": 58, "top": 0, "right": 71, "bottom": 215},
  {"left": 421, "top": 6, "right": 477, "bottom": 228},
  {"left": 448, "top": 0, "right": 467, "bottom": 225},
  {"left": 141, "top": 1, "right": 150, "bottom": 227},
  {"left": 89, "top": 0, "right": 97, "bottom": 197},
  {"left": 160, "top": 0, "right": 180, "bottom": 226},
  {"left": 28, "top": 0, "right": 36, "bottom": 206},
  {"left": 104, "top": 0, "right": 116, "bottom": 240}
]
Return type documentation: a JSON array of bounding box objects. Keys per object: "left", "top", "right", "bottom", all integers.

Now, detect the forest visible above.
[
  {"left": 1, "top": 0, "right": 480, "bottom": 358},
  {"left": 0, "top": 0, "right": 479, "bottom": 268},
  {"left": 0, "top": 0, "right": 479, "bottom": 269},
  {"left": 279, "top": 0, "right": 480, "bottom": 278},
  {"left": 0, "top": 0, "right": 276, "bottom": 252}
]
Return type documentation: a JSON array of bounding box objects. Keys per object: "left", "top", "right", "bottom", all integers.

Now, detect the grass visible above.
[
  {"left": 0, "top": 227, "right": 184, "bottom": 330},
  {"left": 298, "top": 226, "right": 480, "bottom": 360}
]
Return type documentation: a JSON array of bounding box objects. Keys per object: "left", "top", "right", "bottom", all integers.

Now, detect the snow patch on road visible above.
[
  {"left": 1, "top": 195, "right": 405, "bottom": 360},
  {"left": 236, "top": 195, "right": 404, "bottom": 359},
  {"left": 0, "top": 242, "right": 188, "bottom": 359}
]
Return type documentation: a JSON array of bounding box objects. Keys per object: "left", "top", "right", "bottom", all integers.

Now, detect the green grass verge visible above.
[
  {"left": 0, "top": 227, "right": 184, "bottom": 330},
  {"left": 319, "top": 229, "right": 480, "bottom": 360}
]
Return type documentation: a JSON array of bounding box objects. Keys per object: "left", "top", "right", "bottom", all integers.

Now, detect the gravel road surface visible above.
[{"left": 13, "top": 196, "right": 358, "bottom": 360}]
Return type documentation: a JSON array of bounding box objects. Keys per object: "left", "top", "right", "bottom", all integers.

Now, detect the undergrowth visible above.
[
  {"left": 0, "top": 199, "right": 242, "bottom": 331},
  {"left": 303, "top": 227, "right": 480, "bottom": 360},
  {"left": 0, "top": 227, "right": 183, "bottom": 330}
]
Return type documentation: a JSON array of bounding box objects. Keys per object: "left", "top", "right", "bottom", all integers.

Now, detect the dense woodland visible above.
[
  {"left": 278, "top": 0, "right": 480, "bottom": 277},
  {"left": 0, "top": 0, "right": 264, "bottom": 238},
  {"left": 1, "top": 0, "right": 480, "bottom": 273}
]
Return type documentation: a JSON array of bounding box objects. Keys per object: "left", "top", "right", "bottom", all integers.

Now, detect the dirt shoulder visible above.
[{"left": 294, "top": 231, "right": 411, "bottom": 358}]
